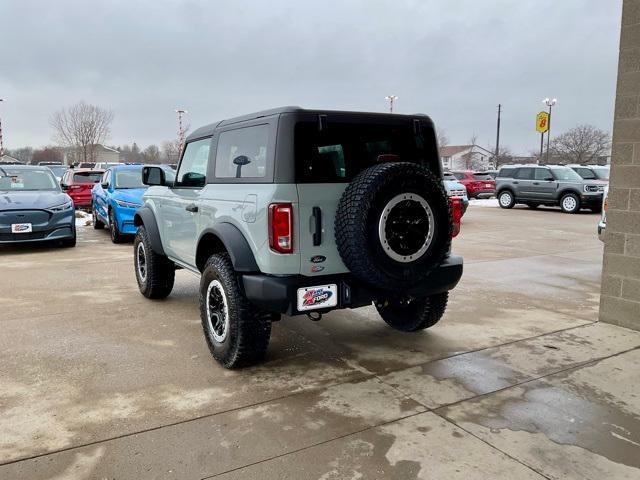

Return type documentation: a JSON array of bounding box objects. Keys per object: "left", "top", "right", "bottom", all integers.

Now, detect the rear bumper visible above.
[{"left": 242, "top": 255, "right": 463, "bottom": 316}]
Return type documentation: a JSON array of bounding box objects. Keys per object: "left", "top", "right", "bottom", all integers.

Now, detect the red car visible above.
[
  {"left": 451, "top": 170, "right": 496, "bottom": 199},
  {"left": 60, "top": 168, "right": 105, "bottom": 209}
]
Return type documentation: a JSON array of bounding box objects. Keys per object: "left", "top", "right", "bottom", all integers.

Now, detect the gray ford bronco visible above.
[{"left": 134, "top": 107, "right": 463, "bottom": 368}]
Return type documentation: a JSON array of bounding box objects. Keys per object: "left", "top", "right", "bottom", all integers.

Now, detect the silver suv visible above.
[
  {"left": 496, "top": 164, "right": 606, "bottom": 213},
  {"left": 133, "top": 107, "right": 463, "bottom": 368}
]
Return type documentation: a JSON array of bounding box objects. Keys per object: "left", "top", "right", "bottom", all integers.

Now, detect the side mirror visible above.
[
  {"left": 545, "top": 177, "right": 555, "bottom": 182},
  {"left": 61, "top": 184, "right": 69, "bottom": 191},
  {"left": 142, "top": 166, "right": 171, "bottom": 186},
  {"left": 101, "top": 181, "right": 109, "bottom": 189},
  {"left": 233, "top": 155, "right": 251, "bottom": 178}
]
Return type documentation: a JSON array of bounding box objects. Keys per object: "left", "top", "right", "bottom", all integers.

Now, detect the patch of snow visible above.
[
  {"left": 74, "top": 211, "right": 93, "bottom": 227},
  {"left": 469, "top": 198, "right": 499, "bottom": 208}
]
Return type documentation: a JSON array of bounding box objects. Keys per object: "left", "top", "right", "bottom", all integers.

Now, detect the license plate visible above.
[
  {"left": 297, "top": 284, "right": 338, "bottom": 311},
  {"left": 11, "top": 223, "right": 32, "bottom": 233},
  {"left": 485, "top": 183, "right": 492, "bottom": 188}
]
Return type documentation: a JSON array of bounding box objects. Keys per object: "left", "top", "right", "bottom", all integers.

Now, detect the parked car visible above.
[
  {"left": 46, "top": 165, "right": 69, "bottom": 182},
  {"left": 78, "top": 162, "right": 96, "bottom": 169},
  {"left": 94, "top": 162, "right": 120, "bottom": 170},
  {"left": 0, "top": 165, "right": 76, "bottom": 247},
  {"left": 442, "top": 171, "right": 469, "bottom": 215},
  {"left": 496, "top": 164, "right": 606, "bottom": 213},
  {"left": 450, "top": 170, "right": 496, "bottom": 198},
  {"left": 92, "top": 164, "right": 174, "bottom": 243},
  {"left": 133, "top": 107, "right": 463, "bottom": 368},
  {"left": 569, "top": 164, "right": 610, "bottom": 181},
  {"left": 598, "top": 185, "right": 609, "bottom": 241},
  {"left": 61, "top": 168, "right": 104, "bottom": 210}
]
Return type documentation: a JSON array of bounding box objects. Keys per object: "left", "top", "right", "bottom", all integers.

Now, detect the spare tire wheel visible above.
[{"left": 335, "top": 162, "right": 451, "bottom": 292}]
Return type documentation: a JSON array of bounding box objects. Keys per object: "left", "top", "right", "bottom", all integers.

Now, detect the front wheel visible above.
[
  {"left": 560, "top": 193, "right": 580, "bottom": 214},
  {"left": 109, "top": 208, "right": 126, "bottom": 243},
  {"left": 498, "top": 190, "right": 515, "bottom": 209},
  {"left": 200, "top": 253, "right": 272, "bottom": 369},
  {"left": 376, "top": 292, "right": 449, "bottom": 332},
  {"left": 134, "top": 226, "right": 175, "bottom": 299}
]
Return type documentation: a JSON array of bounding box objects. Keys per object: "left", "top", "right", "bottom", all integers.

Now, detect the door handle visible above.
[
  {"left": 532, "top": 182, "right": 540, "bottom": 185},
  {"left": 513, "top": 181, "right": 519, "bottom": 184},
  {"left": 312, "top": 206, "right": 322, "bottom": 246},
  {"left": 185, "top": 204, "right": 198, "bottom": 213}
]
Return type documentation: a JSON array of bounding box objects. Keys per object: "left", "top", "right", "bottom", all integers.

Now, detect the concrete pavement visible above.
[{"left": 0, "top": 203, "right": 638, "bottom": 479}]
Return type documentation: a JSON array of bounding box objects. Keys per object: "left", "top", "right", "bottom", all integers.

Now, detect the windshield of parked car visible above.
[
  {"left": 0, "top": 168, "right": 59, "bottom": 191},
  {"left": 551, "top": 168, "right": 583, "bottom": 181},
  {"left": 74, "top": 171, "right": 103, "bottom": 184},
  {"left": 593, "top": 166, "right": 610, "bottom": 179},
  {"left": 114, "top": 169, "right": 144, "bottom": 189}
]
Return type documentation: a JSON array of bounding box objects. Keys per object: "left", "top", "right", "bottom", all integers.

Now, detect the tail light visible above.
[
  {"left": 450, "top": 197, "right": 462, "bottom": 238},
  {"left": 69, "top": 185, "right": 82, "bottom": 190},
  {"left": 269, "top": 203, "right": 293, "bottom": 253}
]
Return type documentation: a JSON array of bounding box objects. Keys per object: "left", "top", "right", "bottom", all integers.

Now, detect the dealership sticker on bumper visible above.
[
  {"left": 297, "top": 284, "right": 338, "bottom": 311},
  {"left": 11, "top": 223, "right": 33, "bottom": 233}
]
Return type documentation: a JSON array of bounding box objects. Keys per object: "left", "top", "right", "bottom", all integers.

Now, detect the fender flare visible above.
[
  {"left": 133, "top": 206, "right": 165, "bottom": 256},
  {"left": 197, "top": 223, "right": 259, "bottom": 273}
]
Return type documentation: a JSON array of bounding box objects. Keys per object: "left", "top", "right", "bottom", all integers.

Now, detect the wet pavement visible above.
[{"left": 1, "top": 204, "right": 637, "bottom": 479}]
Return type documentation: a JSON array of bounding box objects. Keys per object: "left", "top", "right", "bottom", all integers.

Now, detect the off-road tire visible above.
[
  {"left": 199, "top": 253, "right": 271, "bottom": 369},
  {"left": 134, "top": 226, "right": 175, "bottom": 299},
  {"left": 560, "top": 193, "right": 580, "bottom": 214},
  {"left": 498, "top": 190, "right": 516, "bottom": 209},
  {"left": 376, "top": 292, "right": 449, "bottom": 332},
  {"left": 93, "top": 206, "right": 105, "bottom": 229},
  {"left": 109, "top": 208, "right": 126, "bottom": 243},
  {"left": 335, "top": 162, "right": 451, "bottom": 292}
]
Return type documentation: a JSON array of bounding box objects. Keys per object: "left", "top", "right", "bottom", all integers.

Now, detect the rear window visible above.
[
  {"left": 472, "top": 173, "right": 493, "bottom": 180},
  {"left": 295, "top": 121, "right": 429, "bottom": 182},
  {"left": 73, "top": 172, "right": 103, "bottom": 184}
]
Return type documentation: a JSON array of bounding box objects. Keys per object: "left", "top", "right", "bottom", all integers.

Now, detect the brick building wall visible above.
[{"left": 600, "top": 0, "right": 640, "bottom": 329}]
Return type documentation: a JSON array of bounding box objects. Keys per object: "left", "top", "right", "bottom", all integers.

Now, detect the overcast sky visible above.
[{"left": 0, "top": 0, "right": 622, "bottom": 155}]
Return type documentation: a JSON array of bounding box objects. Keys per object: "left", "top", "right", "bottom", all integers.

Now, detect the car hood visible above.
[
  {"left": 112, "top": 188, "right": 146, "bottom": 205},
  {"left": 0, "top": 190, "right": 70, "bottom": 211}
]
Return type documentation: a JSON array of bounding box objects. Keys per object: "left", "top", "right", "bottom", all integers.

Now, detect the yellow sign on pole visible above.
[{"left": 536, "top": 111, "right": 549, "bottom": 133}]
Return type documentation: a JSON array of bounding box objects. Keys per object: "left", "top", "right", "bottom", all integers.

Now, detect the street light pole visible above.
[
  {"left": 0, "top": 98, "right": 4, "bottom": 157},
  {"left": 175, "top": 108, "right": 188, "bottom": 156},
  {"left": 385, "top": 95, "right": 398, "bottom": 113},
  {"left": 543, "top": 98, "right": 556, "bottom": 163},
  {"left": 494, "top": 104, "right": 501, "bottom": 167}
]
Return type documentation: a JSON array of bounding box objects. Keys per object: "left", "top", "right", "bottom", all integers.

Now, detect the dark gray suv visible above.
[{"left": 495, "top": 164, "right": 606, "bottom": 213}]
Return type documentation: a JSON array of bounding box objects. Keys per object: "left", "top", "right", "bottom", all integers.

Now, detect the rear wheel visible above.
[
  {"left": 134, "top": 225, "right": 175, "bottom": 299},
  {"left": 376, "top": 292, "right": 448, "bottom": 332},
  {"left": 560, "top": 193, "right": 580, "bottom": 214},
  {"left": 498, "top": 190, "right": 515, "bottom": 209},
  {"left": 109, "top": 208, "right": 126, "bottom": 243},
  {"left": 200, "top": 254, "right": 271, "bottom": 368}
]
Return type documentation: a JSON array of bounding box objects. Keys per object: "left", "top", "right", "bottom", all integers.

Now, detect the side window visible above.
[
  {"left": 215, "top": 125, "right": 269, "bottom": 178},
  {"left": 514, "top": 168, "right": 534, "bottom": 180},
  {"left": 176, "top": 138, "right": 211, "bottom": 187},
  {"left": 498, "top": 168, "right": 515, "bottom": 178},
  {"left": 534, "top": 168, "right": 552, "bottom": 180}
]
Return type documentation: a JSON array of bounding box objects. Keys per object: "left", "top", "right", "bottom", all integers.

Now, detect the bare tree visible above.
[
  {"left": 461, "top": 134, "right": 478, "bottom": 170},
  {"left": 550, "top": 124, "right": 611, "bottom": 164},
  {"left": 142, "top": 144, "right": 161, "bottom": 164},
  {"left": 161, "top": 139, "right": 182, "bottom": 164},
  {"left": 488, "top": 145, "right": 513, "bottom": 167},
  {"left": 50, "top": 101, "right": 113, "bottom": 164},
  {"left": 436, "top": 127, "right": 449, "bottom": 148}
]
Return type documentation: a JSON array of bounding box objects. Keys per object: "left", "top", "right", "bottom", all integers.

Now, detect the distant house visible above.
[
  {"left": 0, "top": 154, "right": 22, "bottom": 164},
  {"left": 440, "top": 145, "right": 495, "bottom": 171},
  {"left": 62, "top": 144, "right": 120, "bottom": 165}
]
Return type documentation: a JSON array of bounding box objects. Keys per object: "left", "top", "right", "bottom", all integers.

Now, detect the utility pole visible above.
[
  {"left": 543, "top": 98, "right": 556, "bottom": 163},
  {"left": 494, "top": 104, "right": 501, "bottom": 167},
  {"left": 385, "top": 95, "right": 398, "bottom": 113},
  {"left": 0, "top": 99, "right": 4, "bottom": 157},
  {"left": 175, "top": 108, "right": 188, "bottom": 155}
]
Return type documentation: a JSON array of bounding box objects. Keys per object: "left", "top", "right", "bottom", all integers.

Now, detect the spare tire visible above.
[{"left": 335, "top": 162, "right": 451, "bottom": 292}]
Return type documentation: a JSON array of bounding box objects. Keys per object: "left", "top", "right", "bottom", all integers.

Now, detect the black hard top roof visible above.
[{"left": 187, "top": 106, "right": 432, "bottom": 141}]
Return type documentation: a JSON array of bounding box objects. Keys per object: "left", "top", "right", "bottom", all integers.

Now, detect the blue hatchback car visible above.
[{"left": 92, "top": 165, "right": 174, "bottom": 243}]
